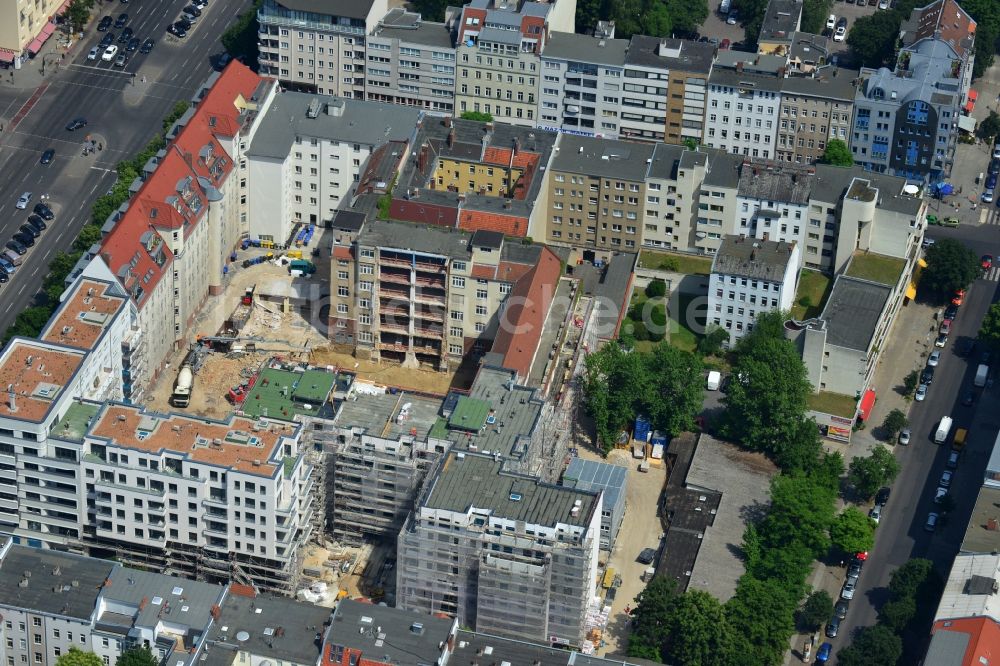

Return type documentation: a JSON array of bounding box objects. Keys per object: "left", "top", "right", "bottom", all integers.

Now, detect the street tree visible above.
[
  {"left": 65, "top": 0, "right": 91, "bottom": 32},
  {"left": 627, "top": 576, "right": 678, "bottom": 660},
  {"left": 888, "top": 558, "right": 934, "bottom": 598},
  {"left": 220, "top": 0, "right": 261, "bottom": 63},
  {"left": 979, "top": 304, "right": 1000, "bottom": 351},
  {"left": 116, "top": 648, "right": 159, "bottom": 666},
  {"left": 819, "top": 139, "right": 854, "bottom": 166},
  {"left": 848, "top": 445, "right": 900, "bottom": 500},
  {"left": 837, "top": 625, "right": 902, "bottom": 666},
  {"left": 830, "top": 507, "right": 877, "bottom": 555},
  {"left": 800, "top": 0, "right": 833, "bottom": 34},
  {"left": 921, "top": 238, "right": 980, "bottom": 297},
  {"left": 878, "top": 595, "right": 917, "bottom": 632},
  {"left": 881, "top": 409, "right": 908, "bottom": 441},
  {"left": 697, "top": 326, "right": 729, "bottom": 357},
  {"left": 724, "top": 577, "right": 797, "bottom": 666},
  {"left": 663, "top": 590, "right": 733, "bottom": 666},
  {"left": 978, "top": 111, "right": 1000, "bottom": 144},
  {"left": 799, "top": 590, "right": 834, "bottom": 632},
  {"left": 903, "top": 369, "right": 920, "bottom": 396},
  {"left": 56, "top": 649, "right": 103, "bottom": 666}
]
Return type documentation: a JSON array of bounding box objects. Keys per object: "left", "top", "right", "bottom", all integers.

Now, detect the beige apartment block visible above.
[{"left": 0, "top": 0, "right": 63, "bottom": 59}]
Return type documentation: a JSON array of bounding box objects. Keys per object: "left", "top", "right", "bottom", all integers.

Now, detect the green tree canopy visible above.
[
  {"left": 663, "top": 590, "right": 734, "bottom": 666},
  {"left": 65, "top": 0, "right": 92, "bottom": 32},
  {"left": 830, "top": 507, "right": 877, "bottom": 555},
  {"left": 921, "top": 238, "right": 980, "bottom": 297},
  {"left": 697, "top": 326, "right": 729, "bottom": 357},
  {"left": 646, "top": 279, "right": 667, "bottom": 299},
  {"left": 220, "top": 0, "right": 262, "bottom": 62},
  {"left": 978, "top": 111, "right": 1000, "bottom": 143},
  {"left": 888, "top": 558, "right": 934, "bottom": 598},
  {"left": 837, "top": 625, "right": 903, "bottom": 666},
  {"left": 980, "top": 304, "right": 1000, "bottom": 351},
  {"left": 460, "top": 111, "right": 494, "bottom": 122},
  {"left": 799, "top": 590, "right": 834, "bottom": 632},
  {"left": 116, "top": 648, "right": 159, "bottom": 666},
  {"left": 846, "top": 10, "right": 903, "bottom": 68},
  {"left": 627, "top": 576, "right": 678, "bottom": 660},
  {"left": 878, "top": 596, "right": 917, "bottom": 632},
  {"left": 881, "top": 408, "right": 908, "bottom": 441},
  {"left": 724, "top": 577, "right": 797, "bottom": 666},
  {"left": 56, "top": 648, "right": 103, "bottom": 666},
  {"left": 848, "top": 445, "right": 900, "bottom": 500},
  {"left": 819, "top": 139, "right": 854, "bottom": 166}
]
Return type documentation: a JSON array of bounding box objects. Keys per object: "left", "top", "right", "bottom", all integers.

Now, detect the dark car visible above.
[
  {"left": 26, "top": 215, "right": 46, "bottom": 232},
  {"left": 33, "top": 203, "right": 53, "bottom": 220},
  {"left": 963, "top": 391, "right": 976, "bottom": 406},
  {"left": 19, "top": 224, "right": 39, "bottom": 239},
  {"left": 65, "top": 117, "right": 87, "bottom": 131},
  {"left": 847, "top": 560, "right": 863, "bottom": 579},
  {"left": 991, "top": 158, "right": 1000, "bottom": 176},
  {"left": 989, "top": 174, "right": 999, "bottom": 191},
  {"left": 875, "top": 486, "right": 890, "bottom": 506},
  {"left": 943, "top": 304, "right": 958, "bottom": 321},
  {"left": 825, "top": 615, "right": 841, "bottom": 638},
  {"left": 834, "top": 600, "right": 849, "bottom": 619},
  {"left": 118, "top": 27, "right": 133, "bottom": 43},
  {"left": 0, "top": 272, "right": 8, "bottom": 284},
  {"left": 13, "top": 232, "right": 34, "bottom": 248},
  {"left": 97, "top": 16, "right": 112, "bottom": 31},
  {"left": 115, "top": 12, "right": 128, "bottom": 27},
  {"left": 99, "top": 32, "right": 115, "bottom": 47},
  {"left": 958, "top": 338, "right": 976, "bottom": 357},
  {"left": 176, "top": 16, "right": 193, "bottom": 29},
  {"left": 183, "top": 4, "right": 202, "bottom": 15},
  {"left": 39, "top": 148, "right": 54, "bottom": 165},
  {"left": 983, "top": 351, "right": 993, "bottom": 366},
  {"left": 5, "top": 240, "right": 27, "bottom": 255},
  {"left": 140, "top": 38, "right": 154, "bottom": 53},
  {"left": 921, "top": 366, "right": 935, "bottom": 384},
  {"left": 637, "top": 548, "right": 658, "bottom": 565},
  {"left": 167, "top": 22, "right": 187, "bottom": 37},
  {"left": 126, "top": 37, "right": 140, "bottom": 52},
  {"left": 213, "top": 52, "right": 232, "bottom": 70}
]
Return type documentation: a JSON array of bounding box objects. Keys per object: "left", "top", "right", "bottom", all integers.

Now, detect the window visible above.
[
  {"left": 337, "top": 286, "right": 349, "bottom": 297},
  {"left": 337, "top": 303, "right": 348, "bottom": 314},
  {"left": 452, "top": 276, "right": 465, "bottom": 288},
  {"left": 450, "top": 311, "right": 464, "bottom": 321}
]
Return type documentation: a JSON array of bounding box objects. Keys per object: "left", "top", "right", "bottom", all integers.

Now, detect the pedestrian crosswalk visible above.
[
  {"left": 982, "top": 208, "right": 1000, "bottom": 225},
  {"left": 983, "top": 265, "right": 1000, "bottom": 282}
]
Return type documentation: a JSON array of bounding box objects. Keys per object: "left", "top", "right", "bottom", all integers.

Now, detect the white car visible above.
[
  {"left": 899, "top": 428, "right": 911, "bottom": 445},
  {"left": 915, "top": 384, "right": 928, "bottom": 401},
  {"left": 927, "top": 350, "right": 940, "bottom": 367},
  {"left": 826, "top": 14, "right": 836, "bottom": 30},
  {"left": 869, "top": 504, "right": 882, "bottom": 524},
  {"left": 15, "top": 192, "right": 32, "bottom": 209},
  {"left": 102, "top": 45, "right": 119, "bottom": 61},
  {"left": 878, "top": 0, "right": 888, "bottom": 8},
  {"left": 841, "top": 581, "right": 856, "bottom": 600},
  {"left": 87, "top": 46, "right": 99, "bottom": 60},
  {"left": 935, "top": 487, "right": 948, "bottom": 504},
  {"left": 834, "top": 26, "right": 847, "bottom": 42}
]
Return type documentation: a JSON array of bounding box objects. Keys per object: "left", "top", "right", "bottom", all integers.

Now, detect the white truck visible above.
[
  {"left": 975, "top": 364, "right": 990, "bottom": 388},
  {"left": 935, "top": 416, "right": 953, "bottom": 445},
  {"left": 707, "top": 371, "right": 721, "bottom": 391},
  {"left": 171, "top": 364, "right": 193, "bottom": 408}
]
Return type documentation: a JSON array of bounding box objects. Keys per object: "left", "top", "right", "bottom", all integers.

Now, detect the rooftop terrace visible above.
[
  {"left": 41, "top": 279, "right": 129, "bottom": 351},
  {"left": 240, "top": 366, "right": 338, "bottom": 420},
  {"left": 0, "top": 340, "right": 87, "bottom": 423}
]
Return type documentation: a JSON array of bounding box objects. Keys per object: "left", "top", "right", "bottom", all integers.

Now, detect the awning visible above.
[
  {"left": 905, "top": 283, "right": 917, "bottom": 300},
  {"left": 54, "top": 0, "right": 70, "bottom": 15},
  {"left": 965, "top": 89, "right": 978, "bottom": 113},
  {"left": 40, "top": 22, "right": 56, "bottom": 39},
  {"left": 858, "top": 389, "right": 876, "bottom": 421},
  {"left": 958, "top": 115, "right": 977, "bottom": 132},
  {"left": 0, "top": 50, "right": 14, "bottom": 64},
  {"left": 919, "top": 257, "right": 928, "bottom": 268},
  {"left": 26, "top": 38, "right": 42, "bottom": 55}
]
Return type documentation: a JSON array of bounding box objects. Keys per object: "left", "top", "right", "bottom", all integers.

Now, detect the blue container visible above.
[{"left": 634, "top": 415, "right": 652, "bottom": 443}]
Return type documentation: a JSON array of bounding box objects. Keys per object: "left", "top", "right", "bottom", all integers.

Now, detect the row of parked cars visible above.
[
  {"left": 980, "top": 144, "right": 1000, "bottom": 204},
  {"left": 2, "top": 194, "right": 55, "bottom": 281},
  {"left": 168, "top": 0, "right": 209, "bottom": 38}
]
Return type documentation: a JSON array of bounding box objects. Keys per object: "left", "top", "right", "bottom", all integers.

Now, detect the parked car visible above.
[
  {"left": 898, "top": 428, "right": 910, "bottom": 445},
  {"left": 944, "top": 304, "right": 958, "bottom": 320},
  {"left": 167, "top": 22, "right": 187, "bottom": 37},
  {"left": 935, "top": 333, "right": 949, "bottom": 348},
  {"left": 993, "top": 144, "right": 1000, "bottom": 159},
  {"left": 948, "top": 450, "right": 960, "bottom": 469},
  {"left": 12, "top": 232, "right": 34, "bottom": 248},
  {"left": 97, "top": 16, "right": 113, "bottom": 31},
  {"left": 19, "top": 224, "right": 39, "bottom": 239},
  {"left": 869, "top": 504, "right": 882, "bottom": 524},
  {"left": 983, "top": 188, "right": 994, "bottom": 203},
  {"left": 33, "top": 203, "right": 53, "bottom": 220},
  {"left": 87, "top": 46, "right": 99, "bottom": 61},
  {"left": 834, "top": 25, "right": 846, "bottom": 41},
  {"left": 727, "top": 10, "right": 738, "bottom": 24},
  {"left": 15, "top": 192, "right": 31, "bottom": 209},
  {"left": 915, "top": 383, "right": 928, "bottom": 401},
  {"left": 940, "top": 319, "right": 953, "bottom": 335},
  {"left": 991, "top": 158, "right": 1000, "bottom": 175},
  {"left": 940, "top": 470, "right": 953, "bottom": 487},
  {"left": 928, "top": 350, "right": 941, "bottom": 367},
  {"left": 816, "top": 643, "right": 832, "bottom": 664},
  {"left": 834, "top": 600, "right": 849, "bottom": 619},
  {"left": 826, "top": 14, "right": 836, "bottom": 29},
  {"left": 118, "top": 27, "right": 133, "bottom": 43},
  {"left": 825, "top": 615, "right": 841, "bottom": 638},
  {"left": 39, "top": 148, "right": 54, "bottom": 165},
  {"left": 126, "top": 37, "right": 140, "bottom": 52},
  {"left": 25, "top": 215, "right": 46, "bottom": 233},
  {"left": 934, "top": 487, "right": 949, "bottom": 504},
  {"left": 925, "top": 512, "right": 939, "bottom": 531},
  {"left": 921, "top": 367, "right": 935, "bottom": 384},
  {"left": 5, "top": 240, "right": 26, "bottom": 255},
  {"left": 114, "top": 53, "right": 129, "bottom": 67},
  {"left": 115, "top": 12, "right": 128, "bottom": 27},
  {"left": 875, "top": 487, "right": 891, "bottom": 506},
  {"left": 102, "top": 45, "right": 118, "bottom": 62},
  {"left": 952, "top": 290, "right": 966, "bottom": 306},
  {"left": 840, "top": 581, "right": 856, "bottom": 600},
  {"left": 99, "top": 32, "right": 114, "bottom": 47},
  {"left": 637, "top": 548, "right": 657, "bottom": 564},
  {"left": 140, "top": 38, "right": 155, "bottom": 53},
  {"left": 922, "top": 237, "right": 936, "bottom": 248}
]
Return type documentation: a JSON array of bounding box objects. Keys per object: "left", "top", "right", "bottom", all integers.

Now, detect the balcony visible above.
[
  {"left": 379, "top": 254, "right": 414, "bottom": 270},
  {"left": 379, "top": 270, "right": 412, "bottom": 286},
  {"left": 94, "top": 477, "right": 165, "bottom": 496},
  {"left": 257, "top": 8, "right": 364, "bottom": 35},
  {"left": 414, "top": 261, "right": 446, "bottom": 274},
  {"left": 414, "top": 327, "right": 443, "bottom": 339},
  {"left": 412, "top": 308, "right": 444, "bottom": 323},
  {"left": 413, "top": 292, "right": 446, "bottom": 307},
  {"left": 379, "top": 283, "right": 409, "bottom": 299},
  {"left": 202, "top": 495, "right": 227, "bottom": 508},
  {"left": 379, "top": 320, "right": 410, "bottom": 336}
]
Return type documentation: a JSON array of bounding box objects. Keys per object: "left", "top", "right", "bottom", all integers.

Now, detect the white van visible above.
[
  {"left": 707, "top": 371, "right": 721, "bottom": 391},
  {"left": 720, "top": 0, "right": 731, "bottom": 13},
  {"left": 935, "top": 416, "right": 953, "bottom": 444}
]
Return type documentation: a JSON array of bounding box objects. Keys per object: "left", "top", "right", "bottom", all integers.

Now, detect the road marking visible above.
[
  {"left": 67, "top": 63, "right": 133, "bottom": 77},
  {"left": 17, "top": 283, "right": 26, "bottom": 297},
  {"left": 90, "top": 166, "right": 115, "bottom": 173}
]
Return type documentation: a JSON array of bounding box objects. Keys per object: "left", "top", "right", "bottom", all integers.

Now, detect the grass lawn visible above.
[
  {"left": 791, "top": 269, "right": 832, "bottom": 320},
  {"left": 846, "top": 252, "right": 905, "bottom": 286},
  {"left": 639, "top": 250, "right": 713, "bottom": 275},
  {"left": 807, "top": 391, "right": 858, "bottom": 418},
  {"left": 669, "top": 292, "right": 704, "bottom": 352}
]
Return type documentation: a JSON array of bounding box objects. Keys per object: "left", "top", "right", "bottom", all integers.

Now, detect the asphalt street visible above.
[
  {"left": 829, "top": 216, "right": 1000, "bottom": 659},
  {"left": 0, "top": 0, "right": 249, "bottom": 334}
]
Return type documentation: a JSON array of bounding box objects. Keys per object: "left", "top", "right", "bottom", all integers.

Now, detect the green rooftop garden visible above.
[
  {"left": 638, "top": 250, "right": 713, "bottom": 275},
  {"left": 846, "top": 252, "right": 905, "bottom": 287},
  {"left": 807, "top": 391, "right": 858, "bottom": 418}
]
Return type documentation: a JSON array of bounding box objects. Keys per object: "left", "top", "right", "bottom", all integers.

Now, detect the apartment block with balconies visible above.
[{"left": 256, "top": 0, "right": 388, "bottom": 97}]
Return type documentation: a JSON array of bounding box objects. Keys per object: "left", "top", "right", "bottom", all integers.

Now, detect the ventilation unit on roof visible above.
[{"left": 509, "top": 493, "right": 522, "bottom": 502}]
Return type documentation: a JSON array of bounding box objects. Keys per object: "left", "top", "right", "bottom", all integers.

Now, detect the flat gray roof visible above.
[
  {"left": 542, "top": 32, "right": 628, "bottom": 66},
  {"left": 464, "top": 365, "right": 544, "bottom": 460},
  {"left": 821, "top": 275, "right": 891, "bottom": 351},
  {"left": 562, "top": 458, "right": 627, "bottom": 511},
  {"left": 685, "top": 435, "right": 777, "bottom": 602},
  {"left": 702, "top": 150, "right": 743, "bottom": 189},
  {"left": 101, "top": 567, "right": 222, "bottom": 643},
  {"left": 647, "top": 143, "right": 686, "bottom": 180},
  {"left": 625, "top": 35, "right": 715, "bottom": 74},
  {"left": 812, "top": 165, "right": 923, "bottom": 216},
  {"left": 714, "top": 51, "right": 787, "bottom": 75},
  {"left": 423, "top": 450, "right": 599, "bottom": 528},
  {"left": 713, "top": 236, "right": 796, "bottom": 281},
  {"left": 203, "top": 593, "right": 332, "bottom": 666},
  {"left": 248, "top": 93, "right": 422, "bottom": 160},
  {"left": 550, "top": 134, "right": 654, "bottom": 181},
  {"left": 360, "top": 219, "right": 471, "bottom": 258},
  {"left": 329, "top": 599, "right": 454, "bottom": 663},
  {"left": 780, "top": 69, "right": 859, "bottom": 101},
  {"left": 738, "top": 165, "right": 813, "bottom": 203},
  {"left": 0, "top": 544, "right": 113, "bottom": 620},
  {"left": 593, "top": 251, "right": 636, "bottom": 338},
  {"left": 962, "top": 486, "right": 1000, "bottom": 554},
  {"left": 709, "top": 68, "right": 785, "bottom": 93},
  {"left": 373, "top": 9, "right": 455, "bottom": 50},
  {"left": 455, "top": 630, "right": 644, "bottom": 666},
  {"left": 923, "top": 629, "right": 972, "bottom": 666},
  {"left": 336, "top": 390, "right": 443, "bottom": 441},
  {"left": 759, "top": 0, "right": 802, "bottom": 41}
]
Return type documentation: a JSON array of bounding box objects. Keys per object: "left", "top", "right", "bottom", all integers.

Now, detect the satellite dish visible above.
[
  {"left": 236, "top": 631, "right": 250, "bottom": 642},
  {"left": 903, "top": 184, "right": 919, "bottom": 195}
]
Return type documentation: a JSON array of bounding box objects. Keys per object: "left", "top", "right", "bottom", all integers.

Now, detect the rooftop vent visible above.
[{"left": 509, "top": 493, "right": 522, "bottom": 502}]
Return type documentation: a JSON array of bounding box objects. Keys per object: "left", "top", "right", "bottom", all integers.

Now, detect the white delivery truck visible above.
[
  {"left": 707, "top": 371, "right": 721, "bottom": 391},
  {"left": 975, "top": 364, "right": 990, "bottom": 388},
  {"left": 935, "top": 416, "right": 953, "bottom": 444}
]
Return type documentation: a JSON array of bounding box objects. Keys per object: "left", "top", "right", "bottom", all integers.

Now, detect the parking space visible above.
[
  {"left": 699, "top": 8, "right": 748, "bottom": 46},
  {"left": 825, "top": 0, "right": 885, "bottom": 55}
]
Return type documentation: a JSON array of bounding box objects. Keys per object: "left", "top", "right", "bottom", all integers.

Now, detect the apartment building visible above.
[
  {"left": 621, "top": 36, "right": 715, "bottom": 144},
  {"left": 755, "top": 0, "right": 802, "bottom": 56},
  {"left": 0, "top": 0, "right": 61, "bottom": 60},
  {"left": 561, "top": 458, "right": 626, "bottom": 551},
  {"left": 686, "top": 149, "right": 742, "bottom": 255},
  {"left": 324, "top": 599, "right": 457, "bottom": 666},
  {"left": 707, "top": 236, "right": 800, "bottom": 345},
  {"left": 540, "top": 134, "right": 652, "bottom": 259},
  {"left": 96, "top": 63, "right": 272, "bottom": 395},
  {"left": 78, "top": 402, "right": 313, "bottom": 594},
  {"left": 899, "top": 0, "right": 976, "bottom": 100},
  {"left": 453, "top": 0, "right": 550, "bottom": 127},
  {"left": 705, "top": 67, "right": 782, "bottom": 160},
  {"left": 536, "top": 31, "right": 629, "bottom": 138},
  {"left": 328, "top": 219, "right": 560, "bottom": 374},
  {"left": 775, "top": 72, "right": 856, "bottom": 164},
  {"left": 396, "top": 450, "right": 601, "bottom": 647},
  {"left": 246, "top": 93, "right": 422, "bottom": 243},
  {"left": 642, "top": 143, "right": 718, "bottom": 251},
  {"left": 256, "top": 0, "right": 388, "bottom": 97},
  {"left": 366, "top": 9, "right": 457, "bottom": 115}
]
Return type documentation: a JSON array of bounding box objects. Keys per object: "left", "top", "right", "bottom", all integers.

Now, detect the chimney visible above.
[
  {"left": 447, "top": 128, "right": 455, "bottom": 148},
  {"left": 736, "top": 61, "right": 744, "bottom": 74},
  {"left": 444, "top": 116, "right": 452, "bottom": 128},
  {"left": 7, "top": 384, "right": 15, "bottom": 413}
]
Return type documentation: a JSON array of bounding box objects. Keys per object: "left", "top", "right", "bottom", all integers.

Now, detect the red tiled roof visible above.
[
  {"left": 496, "top": 260, "right": 532, "bottom": 283},
  {"left": 490, "top": 247, "right": 562, "bottom": 380},
  {"left": 390, "top": 200, "right": 458, "bottom": 228},
  {"left": 100, "top": 62, "right": 263, "bottom": 308},
  {"left": 471, "top": 264, "right": 496, "bottom": 280},
  {"left": 458, "top": 210, "right": 528, "bottom": 237},
  {"left": 481, "top": 147, "right": 540, "bottom": 171},
  {"left": 910, "top": 0, "right": 976, "bottom": 58},
  {"left": 930, "top": 617, "right": 1000, "bottom": 665},
  {"left": 333, "top": 245, "right": 353, "bottom": 260}
]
